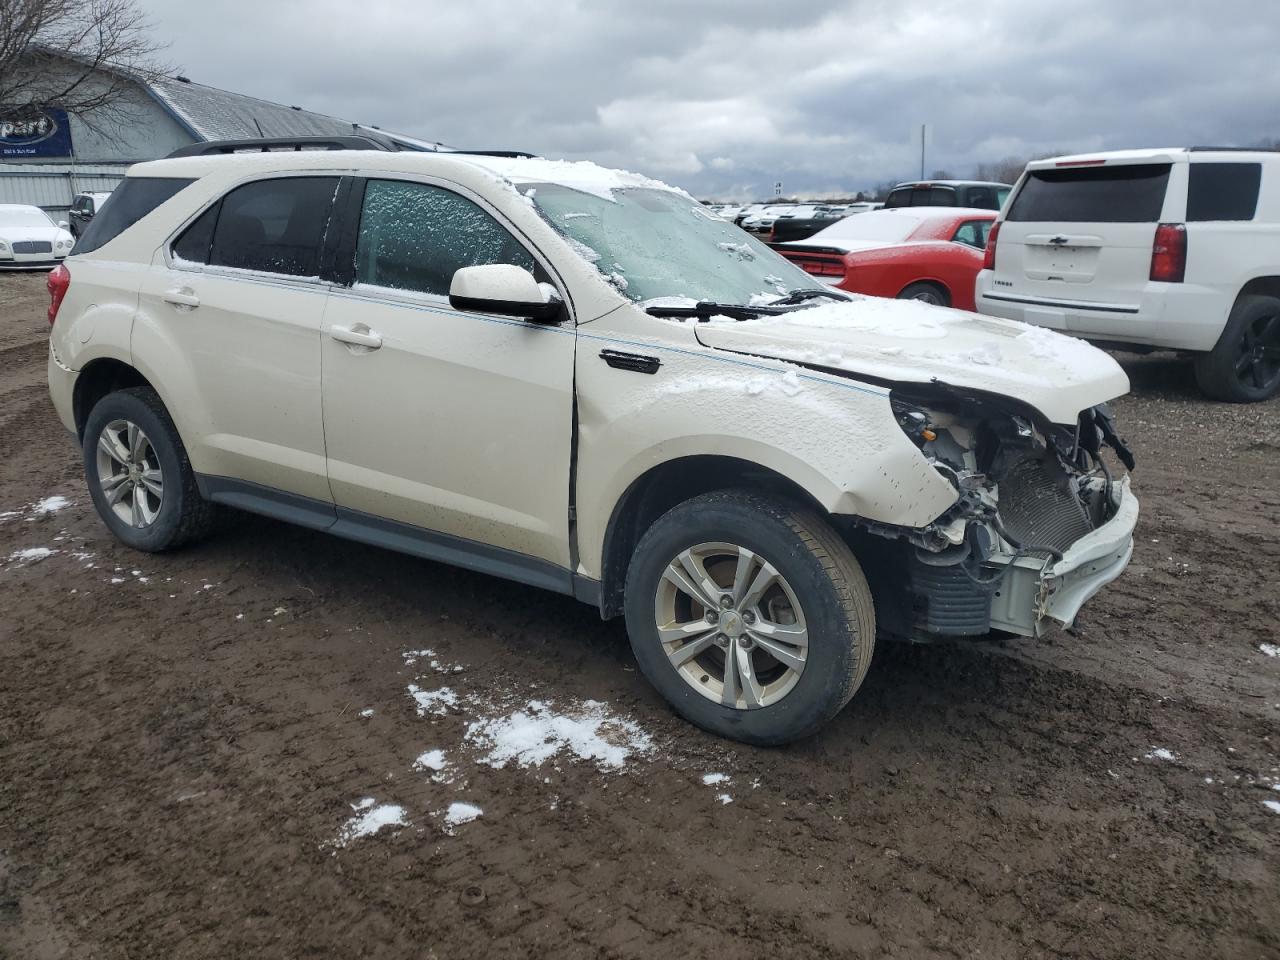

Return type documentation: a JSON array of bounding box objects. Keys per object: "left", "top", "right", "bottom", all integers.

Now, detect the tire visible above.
[
  {"left": 1193, "top": 295, "right": 1280, "bottom": 402},
  {"left": 82, "top": 387, "right": 216, "bottom": 552},
  {"left": 897, "top": 281, "right": 949, "bottom": 307},
  {"left": 623, "top": 490, "right": 875, "bottom": 746}
]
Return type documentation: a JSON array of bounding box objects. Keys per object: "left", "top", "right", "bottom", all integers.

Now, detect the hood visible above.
[
  {"left": 692, "top": 296, "right": 1130, "bottom": 424},
  {"left": 0, "top": 224, "right": 69, "bottom": 243}
]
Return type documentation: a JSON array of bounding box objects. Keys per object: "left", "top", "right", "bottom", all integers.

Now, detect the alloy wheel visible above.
[
  {"left": 1233, "top": 311, "right": 1280, "bottom": 393},
  {"left": 653, "top": 542, "right": 808, "bottom": 710},
  {"left": 95, "top": 419, "right": 164, "bottom": 528}
]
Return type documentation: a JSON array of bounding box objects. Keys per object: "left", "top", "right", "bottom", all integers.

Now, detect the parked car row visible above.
[{"left": 0, "top": 204, "right": 76, "bottom": 269}]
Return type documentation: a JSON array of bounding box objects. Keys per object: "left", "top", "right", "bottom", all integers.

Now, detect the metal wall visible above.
[{"left": 0, "top": 165, "right": 130, "bottom": 214}]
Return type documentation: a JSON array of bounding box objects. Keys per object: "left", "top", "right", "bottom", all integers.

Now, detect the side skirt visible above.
[{"left": 195, "top": 474, "right": 601, "bottom": 604}]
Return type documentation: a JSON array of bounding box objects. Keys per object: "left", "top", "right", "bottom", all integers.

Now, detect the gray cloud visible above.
[{"left": 135, "top": 0, "right": 1280, "bottom": 198}]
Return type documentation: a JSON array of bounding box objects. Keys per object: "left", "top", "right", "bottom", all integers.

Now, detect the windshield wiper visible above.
[
  {"left": 770, "top": 288, "right": 850, "bottom": 306},
  {"left": 645, "top": 301, "right": 790, "bottom": 321}
]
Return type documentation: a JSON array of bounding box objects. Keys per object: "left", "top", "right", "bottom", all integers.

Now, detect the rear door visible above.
[
  {"left": 134, "top": 174, "right": 340, "bottom": 503},
  {"left": 995, "top": 162, "right": 1177, "bottom": 327}
]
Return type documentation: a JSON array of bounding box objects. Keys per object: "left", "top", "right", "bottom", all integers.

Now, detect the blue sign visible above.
[{"left": 0, "top": 108, "right": 74, "bottom": 158}]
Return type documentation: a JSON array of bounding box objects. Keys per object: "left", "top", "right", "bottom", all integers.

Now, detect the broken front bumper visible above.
[{"left": 987, "top": 476, "right": 1139, "bottom": 637}]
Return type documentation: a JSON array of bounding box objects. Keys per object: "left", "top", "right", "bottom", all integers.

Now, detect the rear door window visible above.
[
  {"left": 208, "top": 177, "right": 340, "bottom": 277},
  {"left": 884, "top": 188, "right": 912, "bottom": 208},
  {"left": 73, "top": 177, "right": 195, "bottom": 255},
  {"left": 1187, "top": 163, "right": 1262, "bottom": 221},
  {"left": 952, "top": 220, "right": 991, "bottom": 248},
  {"left": 1006, "top": 164, "right": 1171, "bottom": 222},
  {"left": 353, "top": 179, "right": 534, "bottom": 296}
]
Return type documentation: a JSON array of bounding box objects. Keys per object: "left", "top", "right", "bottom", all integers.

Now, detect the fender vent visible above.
[{"left": 998, "top": 457, "right": 1093, "bottom": 554}]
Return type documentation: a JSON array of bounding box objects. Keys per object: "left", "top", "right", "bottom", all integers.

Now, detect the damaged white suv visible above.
[{"left": 47, "top": 138, "right": 1140, "bottom": 744}]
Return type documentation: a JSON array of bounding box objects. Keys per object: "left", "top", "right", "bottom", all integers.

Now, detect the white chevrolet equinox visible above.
[{"left": 47, "top": 138, "right": 1140, "bottom": 744}]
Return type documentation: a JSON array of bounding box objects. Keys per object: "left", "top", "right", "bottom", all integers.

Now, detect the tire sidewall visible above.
[
  {"left": 1197, "top": 295, "right": 1280, "bottom": 402},
  {"left": 624, "top": 495, "right": 866, "bottom": 745},
  {"left": 82, "top": 390, "right": 191, "bottom": 551}
]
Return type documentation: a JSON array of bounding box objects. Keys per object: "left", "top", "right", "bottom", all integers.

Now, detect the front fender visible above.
[{"left": 573, "top": 313, "right": 958, "bottom": 578}]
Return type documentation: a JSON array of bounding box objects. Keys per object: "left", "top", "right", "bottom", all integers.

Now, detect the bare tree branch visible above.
[{"left": 0, "top": 0, "right": 176, "bottom": 141}]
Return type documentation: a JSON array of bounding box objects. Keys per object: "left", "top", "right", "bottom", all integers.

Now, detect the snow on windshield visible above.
[
  {"left": 0, "top": 206, "right": 55, "bottom": 229},
  {"left": 526, "top": 184, "right": 818, "bottom": 305},
  {"left": 808, "top": 210, "right": 923, "bottom": 244}
]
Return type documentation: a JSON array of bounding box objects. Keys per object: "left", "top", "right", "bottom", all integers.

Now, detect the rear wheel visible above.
[
  {"left": 897, "top": 281, "right": 949, "bottom": 307},
  {"left": 624, "top": 490, "right": 875, "bottom": 745},
  {"left": 83, "top": 387, "right": 215, "bottom": 551},
  {"left": 1193, "top": 295, "right": 1280, "bottom": 402}
]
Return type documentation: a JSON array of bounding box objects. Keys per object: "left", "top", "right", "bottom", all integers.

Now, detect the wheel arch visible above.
[
  {"left": 596, "top": 455, "right": 831, "bottom": 619},
  {"left": 73, "top": 357, "right": 155, "bottom": 439},
  {"left": 896, "top": 277, "right": 952, "bottom": 305},
  {"left": 1237, "top": 276, "right": 1280, "bottom": 302}
]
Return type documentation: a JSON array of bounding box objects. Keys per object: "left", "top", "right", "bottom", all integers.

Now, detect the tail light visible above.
[
  {"left": 982, "top": 221, "right": 1001, "bottom": 271},
  {"left": 1150, "top": 223, "right": 1186, "bottom": 283},
  {"left": 47, "top": 263, "right": 70, "bottom": 325}
]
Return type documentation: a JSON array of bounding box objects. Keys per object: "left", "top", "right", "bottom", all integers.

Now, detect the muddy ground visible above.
[{"left": 1, "top": 271, "right": 1277, "bottom": 960}]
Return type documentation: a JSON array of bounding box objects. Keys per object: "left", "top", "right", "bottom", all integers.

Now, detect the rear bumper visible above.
[
  {"left": 988, "top": 476, "right": 1139, "bottom": 637},
  {"left": 974, "top": 271, "right": 1228, "bottom": 352}
]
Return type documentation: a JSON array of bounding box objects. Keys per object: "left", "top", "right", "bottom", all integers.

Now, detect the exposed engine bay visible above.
[{"left": 853, "top": 384, "right": 1137, "bottom": 641}]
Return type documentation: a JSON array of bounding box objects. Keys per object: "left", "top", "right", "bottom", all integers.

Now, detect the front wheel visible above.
[
  {"left": 623, "top": 490, "right": 875, "bottom": 745},
  {"left": 82, "top": 387, "right": 215, "bottom": 551},
  {"left": 1193, "top": 295, "right": 1280, "bottom": 402}
]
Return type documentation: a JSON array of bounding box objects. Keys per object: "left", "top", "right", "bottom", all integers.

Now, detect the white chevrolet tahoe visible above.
[
  {"left": 47, "top": 137, "right": 1140, "bottom": 744},
  {"left": 976, "top": 148, "right": 1280, "bottom": 402}
]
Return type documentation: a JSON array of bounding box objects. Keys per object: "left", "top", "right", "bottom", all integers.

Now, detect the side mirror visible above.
[
  {"left": 57, "top": 220, "right": 70, "bottom": 230},
  {"left": 449, "top": 264, "right": 562, "bottom": 322}
]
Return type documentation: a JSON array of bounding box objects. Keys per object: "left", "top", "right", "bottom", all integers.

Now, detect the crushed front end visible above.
[{"left": 858, "top": 385, "right": 1139, "bottom": 640}]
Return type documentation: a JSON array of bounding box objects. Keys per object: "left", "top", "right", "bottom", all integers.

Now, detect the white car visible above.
[
  {"left": 47, "top": 139, "right": 1139, "bottom": 745},
  {"left": 976, "top": 148, "right": 1280, "bottom": 402},
  {"left": 0, "top": 204, "right": 75, "bottom": 270}
]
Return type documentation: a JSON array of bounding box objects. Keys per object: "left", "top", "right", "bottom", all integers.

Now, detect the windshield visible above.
[
  {"left": 0, "top": 206, "right": 55, "bottom": 229},
  {"left": 527, "top": 184, "right": 818, "bottom": 305},
  {"left": 809, "top": 211, "right": 923, "bottom": 243}
]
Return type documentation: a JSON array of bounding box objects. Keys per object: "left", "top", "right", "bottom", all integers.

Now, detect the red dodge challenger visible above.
[{"left": 774, "top": 207, "right": 996, "bottom": 311}]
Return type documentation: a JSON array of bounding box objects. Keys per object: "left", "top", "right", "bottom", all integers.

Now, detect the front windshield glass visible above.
[
  {"left": 0, "top": 206, "right": 55, "bottom": 228},
  {"left": 527, "top": 185, "right": 819, "bottom": 305}
]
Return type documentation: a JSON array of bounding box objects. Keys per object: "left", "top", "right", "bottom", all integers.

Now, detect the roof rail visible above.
[
  {"left": 1189, "top": 145, "right": 1278, "bottom": 153},
  {"left": 165, "top": 135, "right": 395, "bottom": 158},
  {"left": 445, "top": 150, "right": 539, "bottom": 159}
]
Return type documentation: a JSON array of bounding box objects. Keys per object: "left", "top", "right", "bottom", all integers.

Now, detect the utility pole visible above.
[{"left": 920, "top": 124, "right": 926, "bottom": 179}]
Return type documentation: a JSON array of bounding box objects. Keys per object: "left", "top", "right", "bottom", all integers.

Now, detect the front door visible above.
[{"left": 320, "top": 178, "right": 576, "bottom": 569}]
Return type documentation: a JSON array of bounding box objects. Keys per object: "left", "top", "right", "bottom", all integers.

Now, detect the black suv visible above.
[
  {"left": 68, "top": 192, "right": 113, "bottom": 238},
  {"left": 883, "top": 180, "right": 1011, "bottom": 211}
]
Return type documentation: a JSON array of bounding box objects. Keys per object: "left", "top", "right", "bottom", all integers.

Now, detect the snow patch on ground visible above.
[
  {"left": 407, "top": 684, "right": 459, "bottom": 717},
  {"left": 1145, "top": 747, "right": 1177, "bottom": 762},
  {"left": 716, "top": 793, "right": 734, "bottom": 805},
  {"left": 330, "top": 798, "right": 408, "bottom": 848},
  {"left": 31, "top": 495, "right": 71, "bottom": 514},
  {"left": 1260, "top": 644, "right": 1279, "bottom": 658},
  {"left": 465, "top": 699, "right": 653, "bottom": 771},
  {"left": 1263, "top": 799, "right": 1280, "bottom": 816},
  {"left": 701, "top": 773, "right": 730, "bottom": 786},
  {"left": 442, "top": 801, "right": 483, "bottom": 831},
  {"left": 7, "top": 546, "right": 56, "bottom": 563},
  {"left": 413, "top": 749, "right": 448, "bottom": 773}
]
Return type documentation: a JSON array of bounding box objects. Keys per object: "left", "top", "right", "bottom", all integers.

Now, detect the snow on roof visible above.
[{"left": 148, "top": 76, "right": 364, "bottom": 142}]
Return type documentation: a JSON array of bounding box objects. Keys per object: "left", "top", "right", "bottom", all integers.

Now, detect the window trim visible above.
[
  {"left": 332, "top": 173, "right": 572, "bottom": 321},
  {"left": 163, "top": 171, "right": 344, "bottom": 286}
]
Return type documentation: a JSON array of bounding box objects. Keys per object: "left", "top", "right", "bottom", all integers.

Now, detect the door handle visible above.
[
  {"left": 330, "top": 324, "right": 383, "bottom": 349},
  {"left": 163, "top": 288, "right": 200, "bottom": 308}
]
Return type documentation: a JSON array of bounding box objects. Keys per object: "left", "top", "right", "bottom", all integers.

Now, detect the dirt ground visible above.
[{"left": 1, "top": 270, "right": 1277, "bottom": 960}]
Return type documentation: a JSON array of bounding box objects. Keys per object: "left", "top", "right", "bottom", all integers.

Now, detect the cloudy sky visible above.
[{"left": 135, "top": 0, "right": 1280, "bottom": 199}]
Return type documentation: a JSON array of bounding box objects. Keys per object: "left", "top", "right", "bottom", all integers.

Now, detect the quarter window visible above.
[
  {"left": 952, "top": 220, "right": 990, "bottom": 249},
  {"left": 207, "top": 176, "right": 339, "bottom": 276},
  {"left": 353, "top": 179, "right": 534, "bottom": 296},
  {"left": 1187, "top": 163, "right": 1261, "bottom": 222}
]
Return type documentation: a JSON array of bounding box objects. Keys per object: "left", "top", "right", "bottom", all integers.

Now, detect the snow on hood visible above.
[{"left": 693, "top": 297, "right": 1130, "bottom": 424}]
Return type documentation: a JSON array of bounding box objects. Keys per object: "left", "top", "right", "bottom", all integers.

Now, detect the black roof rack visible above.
[
  {"left": 445, "top": 150, "right": 538, "bottom": 158},
  {"left": 1189, "top": 145, "right": 1278, "bottom": 152},
  {"left": 166, "top": 135, "right": 396, "bottom": 158}
]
